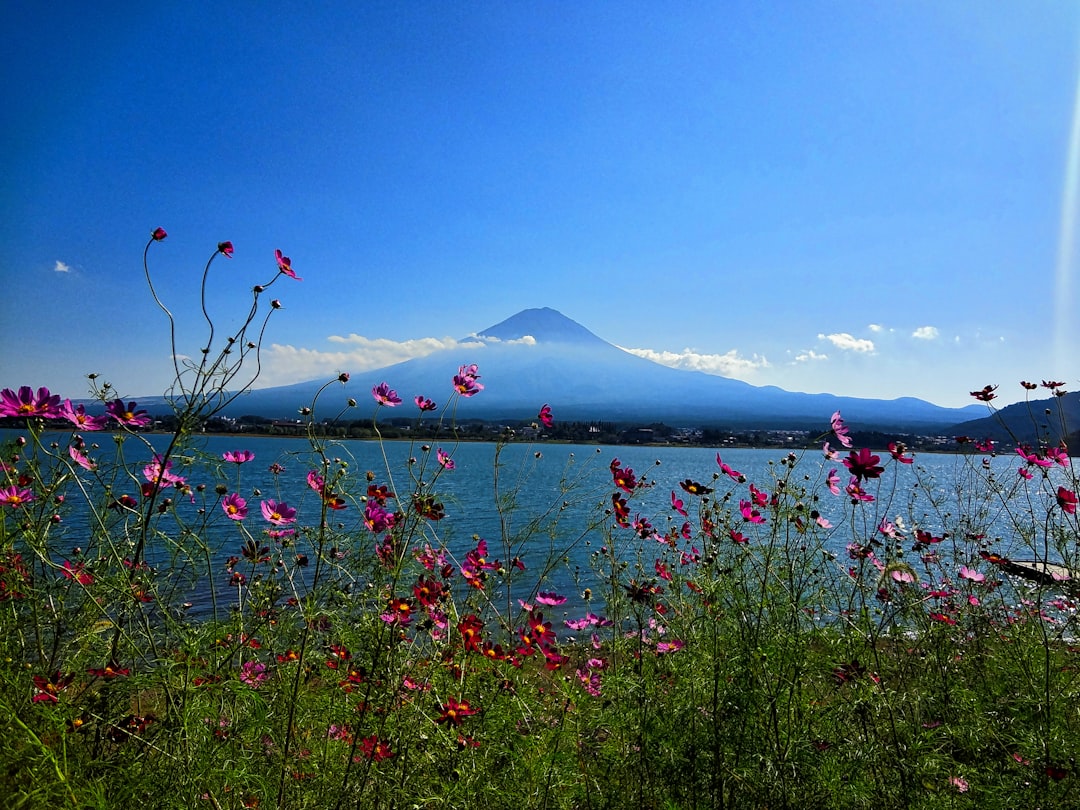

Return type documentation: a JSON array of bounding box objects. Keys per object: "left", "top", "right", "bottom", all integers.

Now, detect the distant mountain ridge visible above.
[{"left": 210, "top": 308, "right": 986, "bottom": 432}]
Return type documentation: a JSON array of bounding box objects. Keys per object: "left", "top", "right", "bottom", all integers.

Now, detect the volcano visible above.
[{"left": 219, "top": 308, "right": 983, "bottom": 431}]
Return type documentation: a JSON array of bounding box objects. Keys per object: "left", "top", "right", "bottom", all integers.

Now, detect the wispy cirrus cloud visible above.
[
  {"left": 793, "top": 349, "right": 828, "bottom": 363},
  {"left": 818, "top": 332, "right": 875, "bottom": 353},
  {"left": 619, "top": 346, "right": 769, "bottom": 379},
  {"left": 54, "top": 260, "right": 72, "bottom": 273}
]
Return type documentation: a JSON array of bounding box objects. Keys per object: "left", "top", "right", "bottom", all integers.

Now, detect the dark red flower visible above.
[
  {"left": 151, "top": 227, "right": 167, "bottom": 241},
  {"left": 538, "top": 404, "right": 553, "bottom": 428},
  {"left": 843, "top": 448, "right": 884, "bottom": 481},
  {"left": 218, "top": 241, "right": 234, "bottom": 258},
  {"left": 435, "top": 697, "right": 480, "bottom": 726},
  {"left": 970, "top": 384, "right": 997, "bottom": 402}
]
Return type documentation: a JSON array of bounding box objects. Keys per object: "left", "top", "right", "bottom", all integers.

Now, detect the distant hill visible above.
[
  {"left": 210, "top": 307, "right": 985, "bottom": 432},
  {"left": 950, "top": 391, "right": 1080, "bottom": 447}
]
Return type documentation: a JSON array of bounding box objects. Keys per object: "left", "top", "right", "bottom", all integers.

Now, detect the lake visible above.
[{"left": 3, "top": 430, "right": 1075, "bottom": 618}]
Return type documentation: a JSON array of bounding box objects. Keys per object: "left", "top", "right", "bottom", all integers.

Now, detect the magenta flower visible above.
[
  {"left": 1057, "top": 486, "right": 1078, "bottom": 515},
  {"left": 535, "top": 591, "right": 567, "bottom": 606},
  {"left": 453, "top": 364, "right": 483, "bottom": 397},
  {"left": 143, "top": 456, "right": 184, "bottom": 486},
  {"left": 538, "top": 404, "right": 553, "bottom": 428},
  {"left": 222, "top": 450, "right": 255, "bottom": 464},
  {"left": 151, "top": 227, "right": 167, "bottom": 241},
  {"left": 0, "top": 486, "right": 35, "bottom": 508},
  {"left": 830, "top": 411, "right": 853, "bottom": 448},
  {"left": 437, "top": 448, "right": 455, "bottom": 470},
  {"left": 739, "top": 500, "right": 765, "bottom": 524},
  {"left": 887, "top": 442, "right": 913, "bottom": 464},
  {"left": 218, "top": 241, "right": 234, "bottom": 258},
  {"left": 0, "top": 386, "right": 62, "bottom": 419},
  {"left": 275, "top": 249, "right": 302, "bottom": 280},
  {"left": 1016, "top": 446, "right": 1053, "bottom": 468},
  {"left": 222, "top": 493, "right": 248, "bottom": 521},
  {"left": 261, "top": 499, "right": 297, "bottom": 525},
  {"left": 414, "top": 395, "right": 437, "bottom": 411},
  {"left": 239, "top": 661, "right": 267, "bottom": 686},
  {"left": 716, "top": 453, "right": 745, "bottom": 482},
  {"left": 372, "top": 382, "right": 402, "bottom": 407},
  {"left": 843, "top": 448, "right": 884, "bottom": 481},
  {"left": 1046, "top": 446, "right": 1069, "bottom": 467},
  {"left": 656, "top": 640, "right": 684, "bottom": 654},
  {"left": 62, "top": 560, "right": 94, "bottom": 585},
  {"left": 59, "top": 400, "right": 106, "bottom": 430},
  {"left": 32, "top": 672, "right": 74, "bottom": 703},
  {"left": 68, "top": 445, "right": 97, "bottom": 471},
  {"left": 105, "top": 399, "right": 151, "bottom": 428},
  {"left": 671, "top": 491, "right": 687, "bottom": 516}
]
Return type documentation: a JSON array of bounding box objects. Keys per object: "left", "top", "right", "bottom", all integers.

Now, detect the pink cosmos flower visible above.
[
  {"left": 0, "top": 486, "right": 35, "bottom": 508},
  {"left": 275, "top": 249, "right": 302, "bottom": 280},
  {"left": 105, "top": 399, "right": 151, "bottom": 428},
  {"left": 1057, "top": 486, "right": 1078, "bottom": 515},
  {"left": 1018, "top": 467, "right": 1033, "bottom": 480},
  {"left": 261, "top": 499, "right": 297, "bottom": 525},
  {"left": 656, "top": 640, "right": 685, "bottom": 654},
  {"left": 739, "top": 500, "right": 764, "bottom": 524},
  {"left": 151, "top": 227, "right": 167, "bottom": 241},
  {"left": 671, "top": 491, "right": 687, "bottom": 516},
  {"left": 218, "top": 241, "right": 234, "bottom": 258},
  {"left": 831, "top": 411, "right": 853, "bottom": 448},
  {"left": 69, "top": 445, "right": 97, "bottom": 471},
  {"left": 948, "top": 776, "right": 969, "bottom": 793},
  {"left": 890, "top": 569, "right": 914, "bottom": 584},
  {"left": 437, "top": 448, "right": 455, "bottom": 470},
  {"left": 716, "top": 453, "right": 745, "bottom": 482},
  {"left": 372, "top": 382, "right": 401, "bottom": 406},
  {"left": 62, "top": 560, "right": 94, "bottom": 585},
  {"left": 222, "top": 450, "right": 254, "bottom": 464},
  {"left": 222, "top": 493, "right": 248, "bottom": 521},
  {"left": 59, "top": 400, "right": 105, "bottom": 430},
  {"left": 826, "top": 468, "right": 841, "bottom": 495},
  {"left": 815, "top": 514, "right": 833, "bottom": 529},
  {"left": 0, "top": 386, "right": 62, "bottom": 419},
  {"left": 959, "top": 566, "right": 985, "bottom": 583},
  {"left": 535, "top": 591, "right": 567, "bottom": 606},
  {"left": 414, "top": 395, "right": 437, "bottom": 411},
  {"left": 143, "top": 456, "right": 184, "bottom": 486},
  {"left": 453, "top": 364, "right": 483, "bottom": 397},
  {"left": 239, "top": 661, "right": 267, "bottom": 686},
  {"left": 1016, "top": 446, "right": 1053, "bottom": 468},
  {"left": 538, "top": 404, "right": 553, "bottom": 428},
  {"left": 845, "top": 477, "right": 875, "bottom": 503},
  {"left": 1045, "top": 446, "right": 1069, "bottom": 467},
  {"left": 822, "top": 442, "right": 838, "bottom": 461},
  {"left": 887, "top": 442, "right": 913, "bottom": 464}
]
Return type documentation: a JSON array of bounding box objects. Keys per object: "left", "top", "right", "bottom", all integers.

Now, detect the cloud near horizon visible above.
[
  {"left": 619, "top": 346, "right": 769, "bottom": 379},
  {"left": 257, "top": 333, "right": 537, "bottom": 386},
  {"left": 818, "top": 332, "right": 875, "bottom": 353}
]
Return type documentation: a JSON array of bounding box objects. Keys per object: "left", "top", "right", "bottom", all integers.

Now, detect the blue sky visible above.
[{"left": 3, "top": 2, "right": 1079, "bottom": 409}]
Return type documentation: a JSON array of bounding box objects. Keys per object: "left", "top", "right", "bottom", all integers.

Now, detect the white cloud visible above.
[
  {"left": 256, "top": 333, "right": 536, "bottom": 387},
  {"left": 868, "top": 323, "right": 884, "bottom": 333},
  {"left": 619, "top": 346, "right": 769, "bottom": 379},
  {"left": 912, "top": 326, "right": 939, "bottom": 340},
  {"left": 794, "top": 350, "right": 828, "bottom": 363},
  {"left": 54, "top": 260, "right": 72, "bottom": 273},
  {"left": 818, "top": 332, "right": 875, "bottom": 353}
]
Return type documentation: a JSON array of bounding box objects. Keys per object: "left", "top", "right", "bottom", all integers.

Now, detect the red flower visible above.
[
  {"left": 275, "top": 249, "right": 302, "bottom": 280},
  {"left": 611, "top": 493, "right": 630, "bottom": 528},
  {"left": 32, "top": 671, "right": 74, "bottom": 703},
  {"left": 679, "top": 479, "right": 713, "bottom": 496},
  {"left": 538, "top": 404, "right": 553, "bottom": 428},
  {"left": 887, "top": 442, "right": 913, "bottom": 464},
  {"left": 1057, "top": 486, "right": 1078, "bottom": 515},
  {"left": 970, "top": 384, "right": 998, "bottom": 402},
  {"left": 151, "top": 227, "right": 167, "bottom": 241},
  {"left": 435, "top": 697, "right": 480, "bottom": 726},
  {"left": 843, "top": 448, "right": 884, "bottom": 481},
  {"left": 217, "top": 241, "right": 234, "bottom": 258},
  {"left": 357, "top": 735, "right": 394, "bottom": 761}
]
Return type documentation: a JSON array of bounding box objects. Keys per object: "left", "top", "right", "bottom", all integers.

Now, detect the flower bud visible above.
[
  {"left": 271, "top": 299, "right": 282, "bottom": 309},
  {"left": 151, "top": 227, "right": 167, "bottom": 241},
  {"left": 215, "top": 484, "right": 228, "bottom": 495}
]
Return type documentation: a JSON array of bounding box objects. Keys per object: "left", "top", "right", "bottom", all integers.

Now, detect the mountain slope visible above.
[{"left": 220, "top": 308, "right": 984, "bottom": 431}]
